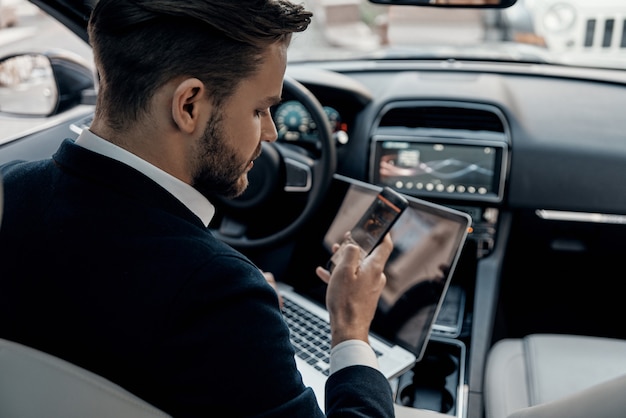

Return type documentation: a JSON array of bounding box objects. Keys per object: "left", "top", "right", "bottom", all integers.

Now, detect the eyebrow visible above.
[{"left": 262, "top": 95, "right": 283, "bottom": 108}]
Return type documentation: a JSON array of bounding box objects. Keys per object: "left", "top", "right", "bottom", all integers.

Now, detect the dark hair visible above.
[{"left": 87, "top": 0, "right": 312, "bottom": 130}]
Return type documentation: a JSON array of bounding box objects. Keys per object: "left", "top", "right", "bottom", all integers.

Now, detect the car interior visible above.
[{"left": 2, "top": 0, "right": 626, "bottom": 417}]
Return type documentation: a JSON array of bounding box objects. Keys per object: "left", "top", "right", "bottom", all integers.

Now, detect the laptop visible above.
[{"left": 279, "top": 174, "right": 471, "bottom": 409}]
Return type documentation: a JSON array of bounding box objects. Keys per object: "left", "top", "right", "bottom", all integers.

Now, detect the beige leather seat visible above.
[
  {"left": 0, "top": 338, "right": 171, "bottom": 418},
  {"left": 484, "top": 333, "right": 626, "bottom": 418},
  {"left": 0, "top": 336, "right": 454, "bottom": 418}
]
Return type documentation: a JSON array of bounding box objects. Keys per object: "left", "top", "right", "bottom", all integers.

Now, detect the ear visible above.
[{"left": 171, "top": 78, "right": 207, "bottom": 134}]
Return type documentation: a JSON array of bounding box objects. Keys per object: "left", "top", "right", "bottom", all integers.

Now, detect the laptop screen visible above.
[{"left": 323, "top": 175, "right": 471, "bottom": 361}]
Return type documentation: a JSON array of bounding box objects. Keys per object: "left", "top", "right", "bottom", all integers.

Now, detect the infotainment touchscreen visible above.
[{"left": 371, "top": 137, "right": 506, "bottom": 202}]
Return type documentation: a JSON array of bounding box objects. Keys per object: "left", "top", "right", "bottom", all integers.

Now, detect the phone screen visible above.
[{"left": 328, "top": 187, "right": 408, "bottom": 272}]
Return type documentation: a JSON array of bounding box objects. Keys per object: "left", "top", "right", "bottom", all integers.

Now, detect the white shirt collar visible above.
[{"left": 75, "top": 129, "right": 215, "bottom": 227}]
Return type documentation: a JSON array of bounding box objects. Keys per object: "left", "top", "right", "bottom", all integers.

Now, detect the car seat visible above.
[
  {"left": 483, "top": 333, "right": 626, "bottom": 418},
  {"left": 0, "top": 338, "right": 171, "bottom": 418}
]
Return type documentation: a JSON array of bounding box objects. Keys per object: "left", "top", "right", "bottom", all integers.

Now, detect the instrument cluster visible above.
[{"left": 273, "top": 100, "right": 348, "bottom": 149}]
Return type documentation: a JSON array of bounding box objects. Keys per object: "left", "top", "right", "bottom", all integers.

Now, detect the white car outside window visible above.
[{"left": 505, "top": 0, "right": 626, "bottom": 67}]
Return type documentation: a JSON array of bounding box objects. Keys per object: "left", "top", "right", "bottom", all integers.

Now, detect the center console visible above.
[
  {"left": 394, "top": 337, "right": 467, "bottom": 417},
  {"left": 368, "top": 100, "right": 511, "bottom": 418}
]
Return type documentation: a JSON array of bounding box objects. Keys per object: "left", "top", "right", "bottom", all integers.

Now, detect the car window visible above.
[{"left": 289, "top": 0, "right": 626, "bottom": 70}]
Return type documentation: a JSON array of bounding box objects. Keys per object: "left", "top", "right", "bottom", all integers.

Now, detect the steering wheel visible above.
[{"left": 209, "top": 75, "right": 336, "bottom": 249}]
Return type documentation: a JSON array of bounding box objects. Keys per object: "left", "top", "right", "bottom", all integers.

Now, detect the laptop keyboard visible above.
[
  {"left": 282, "top": 295, "right": 383, "bottom": 377},
  {"left": 282, "top": 296, "right": 333, "bottom": 376}
]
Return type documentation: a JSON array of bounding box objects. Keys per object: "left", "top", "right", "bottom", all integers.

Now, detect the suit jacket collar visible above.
[{"left": 53, "top": 138, "right": 206, "bottom": 229}]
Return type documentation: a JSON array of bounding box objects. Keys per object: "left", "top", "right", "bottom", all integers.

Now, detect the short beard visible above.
[{"left": 191, "top": 110, "right": 248, "bottom": 199}]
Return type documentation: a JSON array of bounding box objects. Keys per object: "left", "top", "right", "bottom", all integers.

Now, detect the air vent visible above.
[{"left": 378, "top": 105, "right": 505, "bottom": 133}]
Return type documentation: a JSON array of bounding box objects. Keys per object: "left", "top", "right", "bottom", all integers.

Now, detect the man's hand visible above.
[{"left": 315, "top": 233, "right": 393, "bottom": 347}]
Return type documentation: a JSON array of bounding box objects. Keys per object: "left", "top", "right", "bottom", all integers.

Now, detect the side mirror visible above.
[{"left": 0, "top": 51, "right": 95, "bottom": 117}]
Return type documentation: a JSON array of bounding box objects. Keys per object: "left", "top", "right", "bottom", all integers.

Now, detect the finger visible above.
[
  {"left": 317, "top": 242, "right": 361, "bottom": 283},
  {"left": 315, "top": 266, "right": 331, "bottom": 284},
  {"left": 331, "top": 231, "right": 352, "bottom": 253},
  {"left": 340, "top": 242, "right": 363, "bottom": 267},
  {"left": 364, "top": 233, "right": 394, "bottom": 267}
]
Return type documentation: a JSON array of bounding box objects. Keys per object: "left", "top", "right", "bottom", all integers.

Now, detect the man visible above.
[{"left": 0, "top": 0, "right": 395, "bottom": 416}]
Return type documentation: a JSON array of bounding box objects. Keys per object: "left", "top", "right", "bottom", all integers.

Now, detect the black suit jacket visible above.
[{"left": 0, "top": 139, "right": 393, "bottom": 417}]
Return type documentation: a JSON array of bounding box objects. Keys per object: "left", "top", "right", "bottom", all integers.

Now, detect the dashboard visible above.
[
  {"left": 272, "top": 61, "right": 626, "bottom": 275},
  {"left": 280, "top": 63, "right": 626, "bottom": 216}
]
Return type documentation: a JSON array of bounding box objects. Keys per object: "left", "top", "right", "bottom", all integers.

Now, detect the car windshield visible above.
[{"left": 288, "top": 0, "right": 626, "bottom": 71}]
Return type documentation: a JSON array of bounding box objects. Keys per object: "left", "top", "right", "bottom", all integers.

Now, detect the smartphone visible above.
[{"left": 327, "top": 186, "right": 409, "bottom": 273}]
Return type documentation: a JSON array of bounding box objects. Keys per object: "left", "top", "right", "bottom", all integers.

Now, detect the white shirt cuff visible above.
[{"left": 329, "top": 339, "right": 380, "bottom": 374}]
